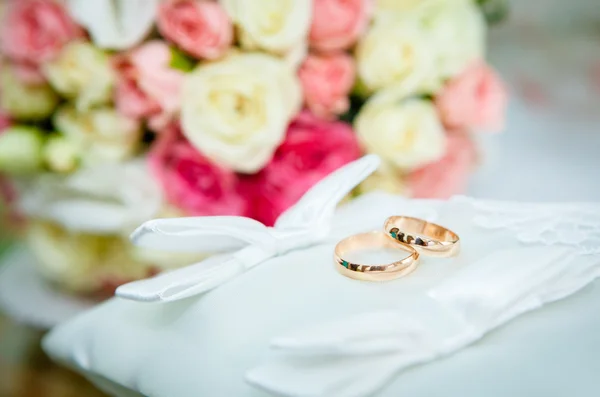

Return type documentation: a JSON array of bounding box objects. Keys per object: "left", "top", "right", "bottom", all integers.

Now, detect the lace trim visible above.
[{"left": 455, "top": 196, "right": 600, "bottom": 255}]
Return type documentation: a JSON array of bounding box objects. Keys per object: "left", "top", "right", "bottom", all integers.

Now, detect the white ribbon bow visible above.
[
  {"left": 116, "top": 155, "right": 381, "bottom": 303},
  {"left": 246, "top": 242, "right": 600, "bottom": 396}
]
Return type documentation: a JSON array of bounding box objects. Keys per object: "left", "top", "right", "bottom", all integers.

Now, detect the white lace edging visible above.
[{"left": 454, "top": 196, "right": 600, "bottom": 255}]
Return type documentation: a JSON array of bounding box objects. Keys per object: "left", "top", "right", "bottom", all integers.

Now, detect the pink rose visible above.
[
  {"left": 298, "top": 52, "right": 356, "bottom": 119},
  {"left": 309, "top": 0, "right": 371, "bottom": 52},
  {"left": 0, "top": 75, "right": 11, "bottom": 132},
  {"left": 0, "top": 112, "right": 11, "bottom": 133},
  {"left": 157, "top": 0, "right": 233, "bottom": 60},
  {"left": 243, "top": 111, "right": 361, "bottom": 226},
  {"left": 12, "top": 62, "right": 47, "bottom": 85},
  {"left": 0, "top": 176, "right": 24, "bottom": 225},
  {"left": 408, "top": 131, "right": 477, "bottom": 199},
  {"left": 436, "top": 61, "right": 508, "bottom": 132},
  {"left": 114, "top": 41, "right": 184, "bottom": 131},
  {"left": 1, "top": 0, "right": 83, "bottom": 65},
  {"left": 114, "top": 76, "right": 162, "bottom": 121},
  {"left": 149, "top": 123, "right": 247, "bottom": 216}
]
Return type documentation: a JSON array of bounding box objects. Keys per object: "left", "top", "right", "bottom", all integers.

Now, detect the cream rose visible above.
[
  {"left": 356, "top": 17, "right": 436, "bottom": 94},
  {"left": 355, "top": 87, "right": 446, "bottom": 171},
  {"left": 54, "top": 106, "right": 141, "bottom": 164},
  {"left": 26, "top": 221, "right": 152, "bottom": 295},
  {"left": 415, "top": 0, "right": 486, "bottom": 79},
  {"left": 181, "top": 52, "right": 302, "bottom": 173},
  {"left": 43, "top": 41, "right": 115, "bottom": 111},
  {"left": 374, "top": 0, "right": 421, "bottom": 15},
  {"left": 0, "top": 126, "right": 45, "bottom": 174},
  {"left": 44, "top": 135, "right": 80, "bottom": 173},
  {"left": 221, "top": 0, "right": 311, "bottom": 55},
  {"left": 357, "top": 162, "right": 408, "bottom": 196},
  {"left": 0, "top": 65, "right": 59, "bottom": 120}
]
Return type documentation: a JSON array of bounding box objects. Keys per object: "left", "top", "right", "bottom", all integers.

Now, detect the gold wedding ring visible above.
[
  {"left": 334, "top": 231, "right": 420, "bottom": 281},
  {"left": 384, "top": 216, "right": 460, "bottom": 257}
]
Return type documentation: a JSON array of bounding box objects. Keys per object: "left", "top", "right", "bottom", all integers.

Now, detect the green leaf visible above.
[
  {"left": 170, "top": 47, "right": 196, "bottom": 72},
  {"left": 477, "top": 0, "right": 509, "bottom": 25},
  {"left": 351, "top": 78, "right": 371, "bottom": 99},
  {"left": 339, "top": 95, "right": 367, "bottom": 124}
]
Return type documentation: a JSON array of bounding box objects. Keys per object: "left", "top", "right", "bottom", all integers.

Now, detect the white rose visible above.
[
  {"left": 283, "top": 41, "right": 308, "bottom": 70},
  {"left": 221, "top": 0, "right": 311, "bottom": 54},
  {"left": 356, "top": 18, "right": 437, "bottom": 94},
  {"left": 43, "top": 41, "right": 115, "bottom": 111},
  {"left": 415, "top": 0, "right": 486, "bottom": 79},
  {"left": 181, "top": 52, "right": 302, "bottom": 173},
  {"left": 53, "top": 106, "right": 141, "bottom": 165},
  {"left": 66, "top": 0, "right": 160, "bottom": 50},
  {"left": 374, "top": 0, "right": 422, "bottom": 14},
  {"left": 0, "top": 65, "right": 59, "bottom": 120},
  {"left": 355, "top": 86, "right": 446, "bottom": 171},
  {"left": 26, "top": 221, "right": 151, "bottom": 294}
]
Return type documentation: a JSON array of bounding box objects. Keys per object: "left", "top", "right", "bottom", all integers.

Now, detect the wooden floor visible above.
[{"left": 0, "top": 312, "right": 107, "bottom": 397}]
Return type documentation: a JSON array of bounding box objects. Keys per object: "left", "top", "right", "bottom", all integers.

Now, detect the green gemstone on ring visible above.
[
  {"left": 390, "top": 231, "right": 397, "bottom": 239},
  {"left": 342, "top": 260, "right": 349, "bottom": 268}
]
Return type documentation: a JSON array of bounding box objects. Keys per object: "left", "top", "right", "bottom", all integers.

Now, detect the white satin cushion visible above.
[{"left": 43, "top": 193, "right": 600, "bottom": 397}]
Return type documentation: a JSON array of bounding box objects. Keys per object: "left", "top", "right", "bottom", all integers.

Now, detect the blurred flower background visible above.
[
  {"left": 0, "top": 0, "right": 507, "bottom": 299},
  {"left": 1, "top": 0, "right": 599, "bottom": 395}
]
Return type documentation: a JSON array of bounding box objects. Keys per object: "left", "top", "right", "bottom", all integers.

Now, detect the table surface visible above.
[{"left": 0, "top": 312, "right": 107, "bottom": 397}]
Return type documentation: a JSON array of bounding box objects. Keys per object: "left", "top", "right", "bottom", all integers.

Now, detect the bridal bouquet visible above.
[{"left": 0, "top": 0, "right": 507, "bottom": 297}]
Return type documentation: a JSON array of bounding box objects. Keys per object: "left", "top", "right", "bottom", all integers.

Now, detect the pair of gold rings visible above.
[{"left": 334, "top": 216, "right": 459, "bottom": 281}]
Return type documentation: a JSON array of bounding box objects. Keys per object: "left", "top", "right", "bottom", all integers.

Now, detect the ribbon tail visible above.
[
  {"left": 275, "top": 155, "right": 380, "bottom": 230},
  {"left": 116, "top": 244, "right": 275, "bottom": 302},
  {"left": 116, "top": 253, "right": 244, "bottom": 302}
]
